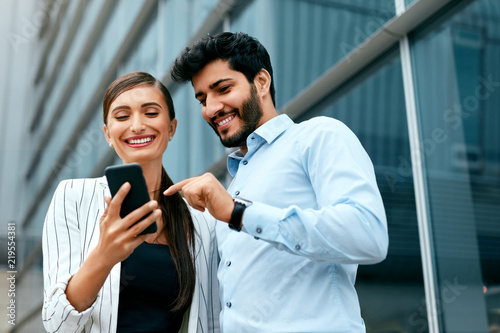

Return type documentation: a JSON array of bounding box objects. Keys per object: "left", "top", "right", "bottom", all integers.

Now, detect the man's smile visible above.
[{"left": 214, "top": 113, "right": 236, "bottom": 131}]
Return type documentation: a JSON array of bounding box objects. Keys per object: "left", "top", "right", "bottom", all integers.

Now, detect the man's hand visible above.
[{"left": 163, "top": 172, "right": 234, "bottom": 223}]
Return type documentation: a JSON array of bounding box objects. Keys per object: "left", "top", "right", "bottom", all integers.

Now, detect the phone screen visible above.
[{"left": 104, "top": 163, "right": 157, "bottom": 235}]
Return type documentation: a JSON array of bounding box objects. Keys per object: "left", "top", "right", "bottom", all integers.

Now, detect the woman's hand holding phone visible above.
[
  {"left": 97, "top": 182, "right": 161, "bottom": 267},
  {"left": 65, "top": 182, "right": 160, "bottom": 312}
]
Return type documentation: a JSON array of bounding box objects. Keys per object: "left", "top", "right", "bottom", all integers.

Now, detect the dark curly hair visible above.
[{"left": 171, "top": 32, "right": 276, "bottom": 106}]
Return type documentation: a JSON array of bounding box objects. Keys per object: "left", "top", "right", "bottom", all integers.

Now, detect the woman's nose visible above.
[{"left": 130, "top": 115, "right": 145, "bottom": 132}]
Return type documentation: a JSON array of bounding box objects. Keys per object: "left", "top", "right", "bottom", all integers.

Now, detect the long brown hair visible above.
[{"left": 103, "top": 71, "right": 196, "bottom": 312}]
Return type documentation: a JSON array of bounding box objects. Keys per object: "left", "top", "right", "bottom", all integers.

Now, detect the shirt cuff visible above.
[
  {"left": 43, "top": 280, "right": 97, "bottom": 331},
  {"left": 241, "top": 201, "right": 282, "bottom": 239}
]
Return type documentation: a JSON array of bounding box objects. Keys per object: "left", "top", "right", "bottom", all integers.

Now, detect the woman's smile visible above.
[{"left": 125, "top": 134, "right": 157, "bottom": 147}]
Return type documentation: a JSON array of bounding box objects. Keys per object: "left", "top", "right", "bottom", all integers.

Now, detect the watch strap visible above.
[{"left": 229, "top": 200, "right": 246, "bottom": 231}]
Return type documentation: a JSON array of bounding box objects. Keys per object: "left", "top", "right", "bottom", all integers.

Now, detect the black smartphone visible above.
[{"left": 104, "top": 163, "right": 157, "bottom": 235}]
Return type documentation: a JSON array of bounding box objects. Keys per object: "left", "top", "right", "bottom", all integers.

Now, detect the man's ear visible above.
[{"left": 254, "top": 69, "right": 271, "bottom": 97}]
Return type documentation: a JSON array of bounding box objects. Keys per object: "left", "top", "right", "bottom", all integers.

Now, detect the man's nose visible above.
[{"left": 204, "top": 95, "right": 224, "bottom": 119}]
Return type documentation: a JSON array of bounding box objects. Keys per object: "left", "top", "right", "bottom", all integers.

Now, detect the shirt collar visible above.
[
  {"left": 227, "top": 114, "right": 294, "bottom": 176},
  {"left": 253, "top": 114, "right": 294, "bottom": 144}
]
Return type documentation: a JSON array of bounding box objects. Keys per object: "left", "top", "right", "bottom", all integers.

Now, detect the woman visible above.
[{"left": 42, "top": 72, "right": 220, "bottom": 332}]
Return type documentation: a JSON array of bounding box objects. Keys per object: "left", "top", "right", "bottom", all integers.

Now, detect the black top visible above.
[{"left": 117, "top": 242, "right": 183, "bottom": 332}]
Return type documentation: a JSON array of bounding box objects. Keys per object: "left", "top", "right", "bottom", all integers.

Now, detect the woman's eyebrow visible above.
[
  {"left": 111, "top": 105, "right": 130, "bottom": 113},
  {"left": 111, "top": 102, "right": 162, "bottom": 114},
  {"left": 141, "top": 102, "right": 162, "bottom": 109}
]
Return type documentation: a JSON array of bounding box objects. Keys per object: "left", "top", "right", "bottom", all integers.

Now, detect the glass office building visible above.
[{"left": 1, "top": 0, "right": 498, "bottom": 332}]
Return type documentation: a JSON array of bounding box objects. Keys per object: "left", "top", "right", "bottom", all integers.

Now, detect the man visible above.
[{"left": 164, "top": 32, "right": 388, "bottom": 332}]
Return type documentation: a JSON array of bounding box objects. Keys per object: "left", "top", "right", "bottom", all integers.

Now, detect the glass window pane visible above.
[
  {"left": 298, "top": 48, "right": 428, "bottom": 332},
  {"left": 120, "top": 11, "right": 158, "bottom": 75},
  {"left": 271, "top": 0, "right": 396, "bottom": 108},
  {"left": 406, "top": 0, "right": 417, "bottom": 7},
  {"left": 411, "top": 0, "right": 500, "bottom": 331}
]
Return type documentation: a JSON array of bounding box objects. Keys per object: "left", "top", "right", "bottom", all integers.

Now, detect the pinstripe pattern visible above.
[{"left": 42, "top": 177, "right": 220, "bottom": 333}]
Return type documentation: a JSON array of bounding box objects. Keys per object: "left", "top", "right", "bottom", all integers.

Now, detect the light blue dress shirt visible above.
[{"left": 216, "top": 114, "right": 388, "bottom": 332}]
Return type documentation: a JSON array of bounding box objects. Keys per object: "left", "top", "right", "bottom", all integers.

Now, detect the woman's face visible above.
[{"left": 103, "top": 85, "right": 177, "bottom": 165}]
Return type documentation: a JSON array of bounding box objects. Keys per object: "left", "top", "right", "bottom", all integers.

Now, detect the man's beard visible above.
[{"left": 211, "top": 84, "right": 263, "bottom": 148}]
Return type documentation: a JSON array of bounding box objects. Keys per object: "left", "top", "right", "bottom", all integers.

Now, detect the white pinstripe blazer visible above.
[{"left": 42, "top": 177, "right": 221, "bottom": 333}]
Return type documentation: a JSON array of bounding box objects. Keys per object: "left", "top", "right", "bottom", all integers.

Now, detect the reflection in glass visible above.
[
  {"left": 411, "top": 0, "right": 500, "bottom": 331},
  {"left": 271, "top": 0, "right": 395, "bottom": 108}
]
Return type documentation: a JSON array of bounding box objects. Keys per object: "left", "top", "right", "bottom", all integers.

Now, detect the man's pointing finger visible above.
[{"left": 163, "top": 178, "right": 194, "bottom": 196}]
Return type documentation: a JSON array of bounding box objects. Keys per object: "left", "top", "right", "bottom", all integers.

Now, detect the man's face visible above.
[{"left": 192, "top": 60, "right": 263, "bottom": 148}]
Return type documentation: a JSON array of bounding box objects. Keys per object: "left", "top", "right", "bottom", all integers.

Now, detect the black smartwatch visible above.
[{"left": 229, "top": 197, "right": 252, "bottom": 231}]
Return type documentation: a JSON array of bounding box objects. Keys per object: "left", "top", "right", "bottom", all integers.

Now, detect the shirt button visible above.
[
  {"left": 251, "top": 137, "right": 255, "bottom": 140},
  {"left": 256, "top": 227, "right": 262, "bottom": 234},
  {"left": 226, "top": 260, "right": 231, "bottom": 266},
  {"left": 242, "top": 160, "right": 248, "bottom": 165},
  {"left": 226, "top": 302, "right": 232, "bottom": 308},
  {"left": 295, "top": 244, "right": 301, "bottom": 250},
  {"left": 235, "top": 190, "right": 240, "bottom": 196}
]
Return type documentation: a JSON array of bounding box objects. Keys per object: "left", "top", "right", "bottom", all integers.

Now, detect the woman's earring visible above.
[
  {"left": 109, "top": 142, "right": 113, "bottom": 148},
  {"left": 169, "top": 136, "right": 173, "bottom": 141}
]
